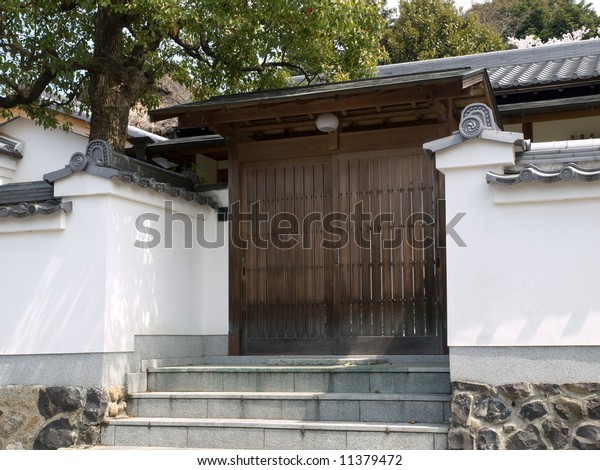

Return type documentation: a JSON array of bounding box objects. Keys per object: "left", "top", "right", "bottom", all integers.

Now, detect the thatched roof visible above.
[{"left": 128, "top": 76, "right": 191, "bottom": 138}]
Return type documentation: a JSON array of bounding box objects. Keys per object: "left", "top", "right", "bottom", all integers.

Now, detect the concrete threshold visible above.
[
  {"left": 147, "top": 363, "right": 450, "bottom": 374},
  {"left": 105, "top": 417, "right": 449, "bottom": 433},
  {"left": 191, "top": 354, "right": 450, "bottom": 366},
  {"left": 129, "top": 391, "right": 451, "bottom": 401}
]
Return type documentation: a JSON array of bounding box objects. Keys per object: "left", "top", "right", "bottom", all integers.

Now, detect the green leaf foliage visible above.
[
  {"left": 382, "top": 0, "right": 505, "bottom": 64},
  {"left": 0, "top": 0, "right": 387, "bottom": 147},
  {"left": 470, "top": 0, "right": 600, "bottom": 41}
]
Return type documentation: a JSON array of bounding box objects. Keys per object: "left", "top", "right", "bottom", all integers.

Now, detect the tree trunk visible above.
[{"left": 87, "top": 7, "right": 147, "bottom": 153}]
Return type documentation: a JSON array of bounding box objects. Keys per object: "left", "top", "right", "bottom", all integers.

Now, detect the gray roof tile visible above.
[
  {"left": 378, "top": 40, "right": 600, "bottom": 90},
  {"left": 487, "top": 54, "right": 600, "bottom": 89}
]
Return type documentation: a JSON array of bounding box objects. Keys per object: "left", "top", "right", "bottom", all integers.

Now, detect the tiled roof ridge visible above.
[
  {"left": 379, "top": 40, "right": 600, "bottom": 90},
  {"left": 378, "top": 40, "right": 600, "bottom": 77},
  {"left": 43, "top": 140, "right": 219, "bottom": 209}
]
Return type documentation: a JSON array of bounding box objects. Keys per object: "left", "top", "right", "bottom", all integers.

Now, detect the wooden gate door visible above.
[{"left": 239, "top": 151, "right": 445, "bottom": 355}]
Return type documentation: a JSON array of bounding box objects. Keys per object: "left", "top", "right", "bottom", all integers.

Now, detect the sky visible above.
[
  {"left": 453, "top": 0, "right": 600, "bottom": 11},
  {"left": 386, "top": 0, "right": 600, "bottom": 13}
]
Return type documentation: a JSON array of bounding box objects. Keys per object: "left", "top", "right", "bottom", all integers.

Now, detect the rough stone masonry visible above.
[
  {"left": 0, "top": 385, "right": 126, "bottom": 449},
  {"left": 449, "top": 381, "right": 600, "bottom": 450}
]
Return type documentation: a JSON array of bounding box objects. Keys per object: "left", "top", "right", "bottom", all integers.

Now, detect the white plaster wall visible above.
[
  {"left": 102, "top": 186, "right": 228, "bottom": 351},
  {"left": 0, "top": 198, "right": 108, "bottom": 354},
  {"left": 436, "top": 137, "right": 600, "bottom": 348},
  {"left": 534, "top": 116, "right": 600, "bottom": 142},
  {"left": 1, "top": 118, "right": 87, "bottom": 183},
  {"left": 502, "top": 117, "right": 600, "bottom": 142},
  {"left": 0, "top": 173, "right": 229, "bottom": 355},
  {"left": 193, "top": 188, "right": 229, "bottom": 336}
]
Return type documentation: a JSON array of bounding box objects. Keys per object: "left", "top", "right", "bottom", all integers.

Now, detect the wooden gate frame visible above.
[
  {"left": 148, "top": 69, "right": 498, "bottom": 355},
  {"left": 235, "top": 147, "right": 446, "bottom": 355}
]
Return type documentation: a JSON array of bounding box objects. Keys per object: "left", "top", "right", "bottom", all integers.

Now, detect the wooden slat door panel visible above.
[
  {"left": 331, "top": 153, "right": 443, "bottom": 354},
  {"left": 239, "top": 151, "right": 444, "bottom": 355},
  {"left": 242, "top": 159, "right": 334, "bottom": 354}
]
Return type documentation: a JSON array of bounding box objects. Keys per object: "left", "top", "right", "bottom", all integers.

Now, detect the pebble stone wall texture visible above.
[
  {"left": 0, "top": 385, "right": 126, "bottom": 449},
  {"left": 449, "top": 381, "right": 600, "bottom": 450}
]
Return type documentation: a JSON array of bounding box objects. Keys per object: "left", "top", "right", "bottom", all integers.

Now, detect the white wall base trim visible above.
[
  {"left": 450, "top": 346, "right": 600, "bottom": 385},
  {"left": 0, "top": 335, "right": 228, "bottom": 388},
  {"left": 0, "top": 352, "right": 135, "bottom": 387}
]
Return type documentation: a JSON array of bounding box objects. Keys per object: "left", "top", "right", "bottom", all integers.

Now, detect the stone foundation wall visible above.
[
  {"left": 450, "top": 381, "right": 600, "bottom": 450},
  {"left": 0, "top": 385, "right": 126, "bottom": 449}
]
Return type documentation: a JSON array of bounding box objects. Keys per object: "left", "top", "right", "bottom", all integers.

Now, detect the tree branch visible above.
[
  {"left": 169, "top": 31, "right": 312, "bottom": 82},
  {"left": 0, "top": 68, "right": 56, "bottom": 108},
  {"left": 170, "top": 31, "right": 213, "bottom": 67}
]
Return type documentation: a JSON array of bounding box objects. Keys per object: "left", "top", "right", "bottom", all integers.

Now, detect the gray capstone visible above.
[
  {"left": 519, "top": 401, "right": 548, "bottom": 421},
  {"left": 536, "top": 383, "right": 561, "bottom": 396},
  {"left": 46, "top": 387, "right": 84, "bottom": 413},
  {"left": 476, "top": 427, "right": 500, "bottom": 450},
  {"left": 447, "top": 427, "right": 474, "bottom": 450},
  {"left": 38, "top": 387, "right": 85, "bottom": 419},
  {"left": 542, "top": 417, "right": 569, "bottom": 449},
  {"left": 506, "top": 425, "right": 547, "bottom": 450},
  {"left": 572, "top": 425, "right": 600, "bottom": 450},
  {"left": 450, "top": 393, "right": 472, "bottom": 426},
  {"left": 452, "top": 382, "right": 493, "bottom": 395},
  {"left": 83, "top": 388, "right": 109, "bottom": 424},
  {"left": 498, "top": 383, "right": 532, "bottom": 400},
  {"left": 553, "top": 397, "right": 583, "bottom": 422},
  {"left": 585, "top": 398, "right": 600, "bottom": 420},
  {"left": 473, "top": 396, "right": 512, "bottom": 423},
  {"left": 502, "top": 424, "right": 517, "bottom": 434},
  {"left": 37, "top": 390, "right": 54, "bottom": 419},
  {"left": 0, "top": 411, "right": 26, "bottom": 440},
  {"left": 33, "top": 418, "right": 77, "bottom": 450},
  {"left": 75, "top": 425, "right": 100, "bottom": 446},
  {"left": 564, "top": 383, "right": 600, "bottom": 396}
]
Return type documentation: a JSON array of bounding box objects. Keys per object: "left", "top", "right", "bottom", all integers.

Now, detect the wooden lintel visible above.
[
  {"left": 237, "top": 123, "right": 441, "bottom": 162},
  {"left": 179, "top": 82, "right": 476, "bottom": 129},
  {"left": 237, "top": 106, "right": 434, "bottom": 134}
]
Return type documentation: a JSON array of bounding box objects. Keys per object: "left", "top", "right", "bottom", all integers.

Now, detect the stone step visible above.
[
  {"left": 147, "top": 363, "right": 450, "bottom": 394},
  {"left": 101, "top": 417, "right": 449, "bottom": 450},
  {"left": 127, "top": 391, "right": 451, "bottom": 424}
]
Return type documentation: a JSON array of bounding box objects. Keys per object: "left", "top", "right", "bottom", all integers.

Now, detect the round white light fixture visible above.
[{"left": 316, "top": 113, "right": 339, "bottom": 133}]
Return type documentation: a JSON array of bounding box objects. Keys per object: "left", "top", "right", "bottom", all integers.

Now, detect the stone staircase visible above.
[{"left": 100, "top": 356, "right": 450, "bottom": 450}]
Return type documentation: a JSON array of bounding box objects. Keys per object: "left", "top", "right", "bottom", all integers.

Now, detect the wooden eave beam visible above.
[
  {"left": 237, "top": 123, "right": 442, "bottom": 161},
  {"left": 236, "top": 105, "right": 437, "bottom": 134},
  {"left": 178, "top": 81, "right": 477, "bottom": 130}
]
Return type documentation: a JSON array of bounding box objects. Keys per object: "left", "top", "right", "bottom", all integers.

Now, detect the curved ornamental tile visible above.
[
  {"left": 459, "top": 103, "right": 499, "bottom": 139},
  {"left": 0, "top": 200, "right": 72, "bottom": 218},
  {"left": 487, "top": 163, "right": 600, "bottom": 185}
]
